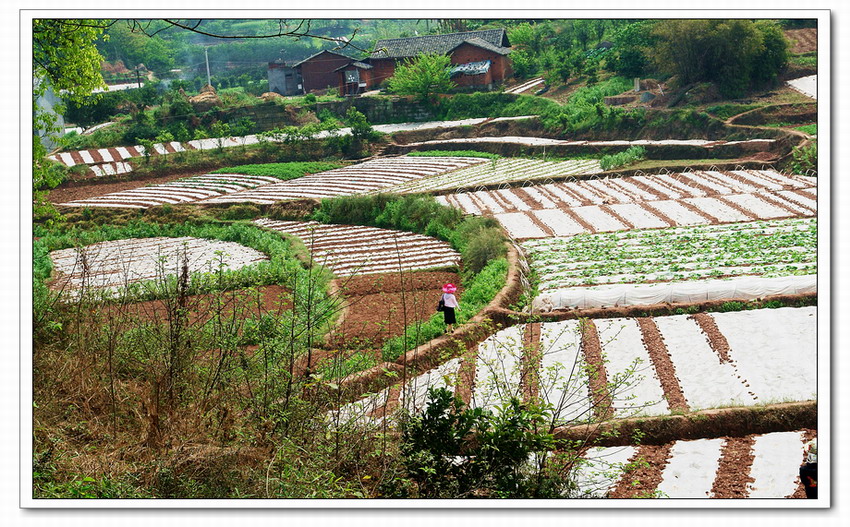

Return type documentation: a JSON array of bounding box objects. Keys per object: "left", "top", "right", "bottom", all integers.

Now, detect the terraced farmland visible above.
[
  {"left": 524, "top": 218, "right": 817, "bottom": 310},
  {"left": 435, "top": 169, "right": 817, "bottom": 239},
  {"left": 253, "top": 219, "right": 460, "bottom": 277},
  {"left": 49, "top": 236, "right": 268, "bottom": 293},
  {"left": 384, "top": 158, "right": 602, "bottom": 194},
  {"left": 575, "top": 430, "right": 815, "bottom": 498},
  {"left": 331, "top": 306, "right": 816, "bottom": 425},
  {"left": 203, "top": 156, "right": 486, "bottom": 205},
  {"left": 57, "top": 174, "right": 282, "bottom": 209}
]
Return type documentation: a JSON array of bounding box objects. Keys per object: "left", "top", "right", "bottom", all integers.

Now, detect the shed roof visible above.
[
  {"left": 371, "top": 29, "right": 510, "bottom": 59},
  {"left": 292, "top": 49, "right": 354, "bottom": 68},
  {"left": 448, "top": 37, "right": 511, "bottom": 56},
  {"left": 333, "top": 61, "right": 374, "bottom": 72}
]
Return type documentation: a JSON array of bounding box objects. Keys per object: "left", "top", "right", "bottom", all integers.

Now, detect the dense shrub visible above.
[
  {"left": 790, "top": 140, "right": 817, "bottom": 175},
  {"left": 599, "top": 146, "right": 647, "bottom": 171},
  {"left": 538, "top": 76, "right": 643, "bottom": 133},
  {"left": 649, "top": 19, "right": 789, "bottom": 98},
  {"left": 434, "top": 92, "right": 558, "bottom": 121}
]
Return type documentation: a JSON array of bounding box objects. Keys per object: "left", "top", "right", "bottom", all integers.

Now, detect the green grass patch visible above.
[
  {"left": 210, "top": 161, "right": 344, "bottom": 180},
  {"left": 600, "top": 146, "right": 647, "bottom": 171},
  {"left": 795, "top": 124, "right": 818, "bottom": 135},
  {"left": 789, "top": 54, "right": 818, "bottom": 68},
  {"left": 407, "top": 150, "right": 500, "bottom": 160},
  {"left": 705, "top": 104, "right": 761, "bottom": 120},
  {"left": 318, "top": 351, "right": 379, "bottom": 380}
]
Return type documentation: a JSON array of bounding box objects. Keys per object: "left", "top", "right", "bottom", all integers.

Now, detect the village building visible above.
[
  {"left": 292, "top": 49, "right": 355, "bottom": 94},
  {"left": 267, "top": 60, "right": 303, "bottom": 96},
  {"left": 336, "top": 28, "right": 513, "bottom": 95}
]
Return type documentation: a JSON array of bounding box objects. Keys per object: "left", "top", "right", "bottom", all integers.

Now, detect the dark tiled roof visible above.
[
  {"left": 292, "top": 49, "right": 354, "bottom": 68},
  {"left": 448, "top": 37, "right": 511, "bottom": 56},
  {"left": 333, "top": 61, "right": 374, "bottom": 72},
  {"left": 371, "top": 29, "right": 510, "bottom": 59}
]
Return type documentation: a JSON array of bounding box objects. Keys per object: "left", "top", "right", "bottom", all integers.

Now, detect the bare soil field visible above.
[{"left": 785, "top": 28, "right": 818, "bottom": 54}]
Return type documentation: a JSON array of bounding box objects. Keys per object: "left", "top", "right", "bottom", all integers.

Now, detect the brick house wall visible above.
[
  {"left": 297, "top": 51, "right": 354, "bottom": 93},
  {"left": 449, "top": 42, "right": 512, "bottom": 85}
]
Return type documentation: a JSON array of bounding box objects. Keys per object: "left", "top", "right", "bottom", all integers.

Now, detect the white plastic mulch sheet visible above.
[
  {"left": 786, "top": 75, "right": 817, "bottom": 99},
  {"left": 386, "top": 158, "right": 602, "bottom": 194},
  {"left": 470, "top": 325, "right": 525, "bottom": 410},
  {"left": 594, "top": 318, "right": 668, "bottom": 417},
  {"left": 328, "top": 387, "right": 391, "bottom": 428},
  {"left": 441, "top": 170, "right": 816, "bottom": 239},
  {"left": 254, "top": 219, "right": 460, "bottom": 277},
  {"left": 654, "top": 315, "right": 756, "bottom": 410},
  {"left": 711, "top": 306, "right": 817, "bottom": 404},
  {"left": 537, "top": 320, "right": 593, "bottom": 424},
  {"left": 572, "top": 446, "right": 637, "bottom": 497},
  {"left": 399, "top": 358, "right": 462, "bottom": 415},
  {"left": 49, "top": 236, "right": 268, "bottom": 294},
  {"left": 59, "top": 174, "right": 281, "bottom": 209},
  {"left": 202, "top": 157, "right": 485, "bottom": 205},
  {"left": 534, "top": 274, "right": 816, "bottom": 311},
  {"left": 494, "top": 212, "right": 548, "bottom": 239},
  {"left": 656, "top": 438, "right": 725, "bottom": 498},
  {"left": 746, "top": 431, "right": 808, "bottom": 498}
]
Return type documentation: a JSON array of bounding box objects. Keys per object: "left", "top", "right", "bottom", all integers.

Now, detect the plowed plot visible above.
[
  {"left": 254, "top": 219, "right": 460, "bottom": 277},
  {"left": 586, "top": 430, "right": 816, "bottom": 498},
  {"left": 436, "top": 169, "right": 817, "bottom": 239},
  {"left": 385, "top": 158, "right": 602, "bottom": 194},
  {"left": 49, "top": 237, "right": 268, "bottom": 294},
  {"left": 334, "top": 307, "right": 815, "bottom": 425},
  {"left": 57, "top": 174, "right": 281, "bottom": 209},
  {"left": 202, "top": 157, "right": 486, "bottom": 205},
  {"left": 103, "top": 285, "right": 292, "bottom": 326},
  {"left": 785, "top": 28, "right": 818, "bottom": 54},
  {"left": 328, "top": 271, "right": 461, "bottom": 349},
  {"left": 524, "top": 218, "right": 816, "bottom": 310}
]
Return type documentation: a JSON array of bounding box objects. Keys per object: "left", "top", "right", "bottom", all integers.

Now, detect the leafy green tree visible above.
[
  {"left": 33, "top": 19, "right": 109, "bottom": 222},
  {"left": 386, "top": 53, "right": 455, "bottom": 104},
  {"left": 649, "top": 19, "right": 788, "bottom": 98},
  {"left": 609, "top": 20, "right": 658, "bottom": 78},
  {"left": 392, "top": 388, "right": 569, "bottom": 498}
]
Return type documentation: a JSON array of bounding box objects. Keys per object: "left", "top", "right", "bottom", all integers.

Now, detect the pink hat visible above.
[{"left": 442, "top": 283, "right": 457, "bottom": 293}]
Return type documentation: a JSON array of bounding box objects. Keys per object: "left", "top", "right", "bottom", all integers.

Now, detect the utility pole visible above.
[{"left": 204, "top": 46, "right": 212, "bottom": 87}]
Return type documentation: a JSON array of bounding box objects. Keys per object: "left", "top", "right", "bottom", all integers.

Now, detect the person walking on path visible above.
[{"left": 441, "top": 283, "right": 459, "bottom": 334}]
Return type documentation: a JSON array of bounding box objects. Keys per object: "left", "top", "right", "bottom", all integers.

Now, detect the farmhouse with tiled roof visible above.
[{"left": 337, "top": 29, "right": 513, "bottom": 95}]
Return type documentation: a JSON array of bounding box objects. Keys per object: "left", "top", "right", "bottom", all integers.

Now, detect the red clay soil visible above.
[
  {"left": 520, "top": 323, "right": 542, "bottom": 400},
  {"left": 711, "top": 436, "right": 757, "bottom": 498},
  {"left": 48, "top": 169, "right": 215, "bottom": 204},
  {"left": 608, "top": 444, "right": 673, "bottom": 498},
  {"left": 689, "top": 313, "right": 732, "bottom": 363},
  {"left": 454, "top": 344, "right": 479, "bottom": 406},
  {"left": 101, "top": 285, "right": 291, "bottom": 326},
  {"left": 636, "top": 317, "right": 689, "bottom": 413},
  {"left": 327, "top": 271, "right": 461, "bottom": 350},
  {"left": 598, "top": 204, "right": 635, "bottom": 230},
  {"left": 579, "top": 320, "right": 613, "bottom": 421},
  {"left": 785, "top": 28, "right": 818, "bottom": 54},
  {"left": 787, "top": 428, "right": 818, "bottom": 498}
]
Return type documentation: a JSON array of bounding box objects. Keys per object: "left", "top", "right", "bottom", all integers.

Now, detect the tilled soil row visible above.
[
  {"left": 636, "top": 317, "right": 689, "bottom": 413},
  {"left": 710, "top": 436, "right": 757, "bottom": 498},
  {"left": 579, "top": 320, "right": 614, "bottom": 421},
  {"left": 601, "top": 429, "right": 816, "bottom": 499},
  {"left": 609, "top": 444, "right": 673, "bottom": 498}
]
